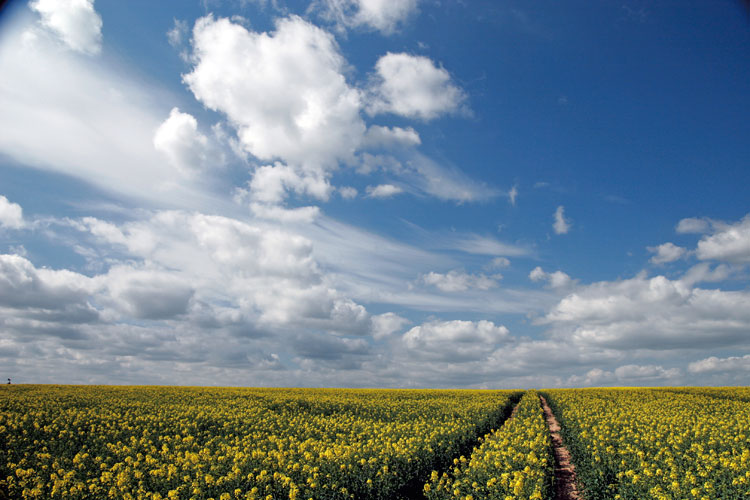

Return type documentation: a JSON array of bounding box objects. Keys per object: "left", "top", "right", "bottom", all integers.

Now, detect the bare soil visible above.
[{"left": 539, "top": 395, "right": 583, "bottom": 500}]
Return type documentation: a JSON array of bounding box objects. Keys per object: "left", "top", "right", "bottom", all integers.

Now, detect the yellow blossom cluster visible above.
[
  {"left": 0, "top": 385, "right": 520, "bottom": 500},
  {"left": 423, "top": 390, "right": 553, "bottom": 500},
  {"left": 543, "top": 388, "right": 750, "bottom": 499}
]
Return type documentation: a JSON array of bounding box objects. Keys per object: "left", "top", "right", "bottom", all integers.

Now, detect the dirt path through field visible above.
[{"left": 539, "top": 395, "right": 582, "bottom": 500}]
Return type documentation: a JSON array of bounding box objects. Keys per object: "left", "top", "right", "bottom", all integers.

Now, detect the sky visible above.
[{"left": 0, "top": 0, "right": 749, "bottom": 388}]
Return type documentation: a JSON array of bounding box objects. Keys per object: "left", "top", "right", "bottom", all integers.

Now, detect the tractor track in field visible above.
[
  {"left": 398, "top": 392, "right": 523, "bottom": 500},
  {"left": 540, "top": 395, "right": 583, "bottom": 500}
]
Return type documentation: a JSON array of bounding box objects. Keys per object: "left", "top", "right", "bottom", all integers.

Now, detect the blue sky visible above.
[{"left": 1, "top": 0, "right": 749, "bottom": 388}]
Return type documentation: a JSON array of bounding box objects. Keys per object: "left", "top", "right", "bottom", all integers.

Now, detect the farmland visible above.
[
  {"left": 1, "top": 385, "right": 749, "bottom": 500},
  {"left": 542, "top": 388, "right": 750, "bottom": 499}
]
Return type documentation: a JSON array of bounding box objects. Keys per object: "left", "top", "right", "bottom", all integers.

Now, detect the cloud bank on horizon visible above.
[{"left": 0, "top": 0, "right": 749, "bottom": 388}]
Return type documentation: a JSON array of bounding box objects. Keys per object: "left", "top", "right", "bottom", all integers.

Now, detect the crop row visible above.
[
  {"left": 1, "top": 386, "right": 520, "bottom": 500},
  {"left": 543, "top": 388, "right": 750, "bottom": 500},
  {"left": 423, "top": 390, "right": 553, "bottom": 500}
]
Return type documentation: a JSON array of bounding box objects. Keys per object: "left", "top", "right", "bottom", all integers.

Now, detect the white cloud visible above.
[
  {"left": 400, "top": 152, "right": 499, "bottom": 203},
  {"left": 370, "top": 312, "right": 409, "bottom": 339},
  {"left": 102, "top": 265, "right": 195, "bottom": 320},
  {"left": 695, "top": 214, "right": 750, "bottom": 263},
  {"left": 167, "top": 19, "right": 189, "bottom": 47},
  {"left": 247, "top": 163, "right": 333, "bottom": 204},
  {"left": 613, "top": 364, "right": 680, "bottom": 380},
  {"left": 0, "top": 254, "right": 96, "bottom": 311},
  {"left": 403, "top": 319, "right": 509, "bottom": 361},
  {"left": 553, "top": 205, "right": 570, "bottom": 234},
  {"left": 249, "top": 203, "right": 321, "bottom": 223},
  {"left": 567, "top": 364, "right": 680, "bottom": 387},
  {"left": 0, "top": 195, "right": 24, "bottom": 229},
  {"left": 446, "top": 233, "right": 528, "bottom": 257},
  {"left": 422, "top": 270, "right": 499, "bottom": 292},
  {"left": 30, "top": 0, "right": 102, "bottom": 55},
  {"left": 647, "top": 242, "right": 686, "bottom": 265},
  {"left": 79, "top": 210, "right": 372, "bottom": 334},
  {"left": 676, "top": 216, "right": 711, "bottom": 234},
  {"left": 680, "top": 263, "right": 731, "bottom": 286},
  {"left": 153, "top": 107, "right": 224, "bottom": 176},
  {"left": 181, "top": 15, "right": 492, "bottom": 208},
  {"left": 367, "top": 52, "right": 467, "bottom": 121},
  {"left": 488, "top": 257, "right": 511, "bottom": 269},
  {"left": 0, "top": 13, "right": 208, "bottom": 208},
  {"left": 338, "top": 186, "right": 358, "bottom": 199},
  {"left": 688, "top": 354, "right": 750, "bottom": 373},
  {"left": 539, "top": 272, "right": 750, "bottom": 350},
  {"left": 366, "top": 184, "right": 403, "bottom": 198},
  {"left": 362, "top": 125, "right": 421, "bottom": 149},
  {"left": 529, "top": 266, "right": 574, "bottom": 289},
  {"left": 314, "top": 0, "right": 419, "bottom": 34},
  {"left": 508, "top": 185, "right": 518, "bottom": 206},
  {"left": 184, "top": 15, "right": 364, "bottom": 174}
]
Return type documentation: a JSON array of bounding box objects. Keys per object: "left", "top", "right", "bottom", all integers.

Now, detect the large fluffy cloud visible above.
[
  {"left": 0, "top": 254, "right": 95, "bottom": 312},
  {"left": 367, "top": 52, "right": 467, "bottom": 121},
  {"left": 184, "top": 15, "right": 364, "bottom": 173},
  {"left": 79, "top": 211, "right": 373, "bottom": 334},
  {"left": 403, "top": 319, "right": 509, "bottom": 362},
  {"left": 181, "top": 15, "right": 494, "bottom": 208},
  {"left": 689, "top": 354, "right": 750, "bottom": 374},
  {"left": 30, "top": 0, "right": 102, "bottom": 55},
  {"left": 539, "top": 270, "right": 750, "bottom": 350}
]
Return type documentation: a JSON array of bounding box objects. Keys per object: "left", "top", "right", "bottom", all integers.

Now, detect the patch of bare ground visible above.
[{"left": 539, "top": 395, "right": 583, "bottom": 500}]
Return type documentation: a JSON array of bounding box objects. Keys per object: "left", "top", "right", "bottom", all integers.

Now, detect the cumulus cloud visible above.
[
  {"left": 688, "top": 354, "right": 750, "bottom": 373},
  {"left": 676, "top": 217, "right": 711, "bottom": 234},
  {"left": 529, "top": 266, "right": 574, "bottom": 289},
  {"left": 30, "top": 0, "right": 103, "bottom": 55},
  {"left": 366, "top": 184, "right": 403, "bottom": 198},
  {"left": 422, "top": 270, "right": 499, "bottom": 292},
  {"left": 338, "top": 186, "right": 358, "bottom": 199},
  {"left": 695, "top": 214, "right": 750, "bottom": 263},
  {"left": 367, "top": 52, "right": 467, "bottom": 121},
  {"left": 539, "top": 272, "right": 750, "bottom": 350},
  {"left": 79, "top": 210, "right": 372, "bottom": 335},
  {"left": 102, "top": 265, "right": 195, "bottom": 320},
  {"left": 488, "top": 257, "right": 511, "bottom": 269},
  {"left": 403, "top": 319, "right": 509, "bottom": 362},
  {"left": 184, "top": 15, "right": 364, "bottom": 173},
  {"left": 0, "top": 195, "right": 24, "bottom": 229},
  {"left": 247, "top": 163, "right": 333, "bottom": 204},
  {"left": 370, "top": 312, "right": 409, "bottom": 339},
  {"left": 362, "top": 125, "right": 421, "bottom": 149},
  {"left": 553, "top": 205, "right": 570, "bottom": 234},
  {"left": 181, "top": 15, "right": 491, "bottom": 208},
  {"left": 153, "top": 107, "right": 224, "bottom": 175},
  {"left": 567, "top": 364, "right": 681, "bottom": 387},
  {"left": 0, "top": 254, "right": 95, "bottom": 311},
  {"left": 647, "top": 242, "right": 686, "bottom": 265},
  {"left": 314, "top": 0, "right": 419, "bottom": 34}
]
